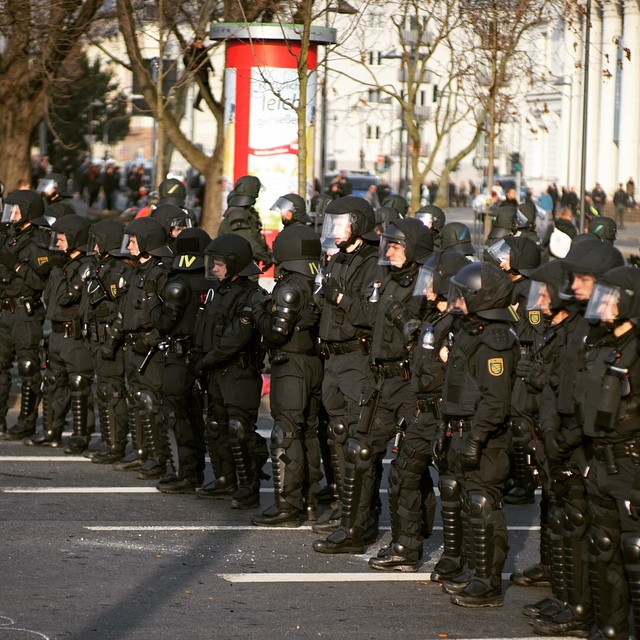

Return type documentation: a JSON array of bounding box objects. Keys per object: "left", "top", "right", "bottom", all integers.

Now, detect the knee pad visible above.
[
  {"left": 97, "top": 383, "right": 122, "bottom": 404},
  {"left": 589, "top": 526, "right": 614, "bottom": 561},
  {"left": 229, "top": 418, "right": 251, "bottom": 443},
  {"left": 271, "top": 422, "right": 297, "bottom": 449},
  {"left": 327, "top": 421, "right": 347, "bottom": 445},
  {"left": 205, "top": 419, "right": 223, "bottom": 439},
  {"left": 622, "top": 535, "right": 640, "bottom": 564},
  {"left": 345, "top": 438, "right": 372, "bottom": 472},
  {"left": 18, "top": 358, "right": 39, "bottom": 378},
  {"left": 69, "top": 374, "right": 90, "bottom": 392},
  {"left": 135, "top": 391, "right": 155, "bottom": 413},
  {"left": 564, "top": 502, "right": 587, "bottom": 532},
  {"left": 439, "top": 477, "right": 461, "bottom": 502},
  {"left": 469, "top": 492, "right": 493, "bottom": 517},
  {"left": 43, "top": 370, "right": 58, "bottom": 391}
]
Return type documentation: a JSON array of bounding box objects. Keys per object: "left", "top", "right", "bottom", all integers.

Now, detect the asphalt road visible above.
[{"left": 1, "top": 407, "right": 567, "bottom": 640}]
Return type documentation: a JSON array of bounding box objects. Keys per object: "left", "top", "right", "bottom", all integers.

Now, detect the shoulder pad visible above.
[
  {"left": 480, "top": 324, "right": 518, "bottom": 351},
  {"left": 275, "top": 285, "right": 302, "bottom": 308},
  {"left": 79, "top": 263, "right": 93, "bottom": 282},
  {"left": 165, "top": 279, "right": 189, "bottom": 304},
  {"left": 226, "top": 209, "right": 251, "bottom": 230}
]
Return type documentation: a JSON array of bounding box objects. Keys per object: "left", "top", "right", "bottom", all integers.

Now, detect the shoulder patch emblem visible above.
[
  {"left": 528, "top": 310, "right": 541, "bottom": 325},
  {"left": 37, "top": 256, "right": 49, "bottom": 266},
  {"left": 240, "top": 317, "right": 251, "bottom": 325},
  {"left": 488, "top": 357, "right": 504, "bottom": 376},
  {"left": 110, "top": 284, "right": 118, "bottom": 298}
]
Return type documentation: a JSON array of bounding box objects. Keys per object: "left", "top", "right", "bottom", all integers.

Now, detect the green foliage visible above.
[{"left": 34, "top": 55, "right": 130, "bottom": 170}]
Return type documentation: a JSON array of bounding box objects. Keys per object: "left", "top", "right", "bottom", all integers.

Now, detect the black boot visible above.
[
  {"left": 64, "top": 376, "right": 90, "bottom": 454},
  {"left": 24, "top": 388, "right": 61, "bottom": 447},
  {"left": 6, "top": 378, "right": 40, "bottom": 441},
  {"left": 196, "top": 476, "right": 236, "bottom": 499},
  {"left": 229, "top": 419, "right": 261, "bottom": 510},
  {"left": 431, "top": 477, "right": 465, "bottom": 583},
  {"left": 368, "top": 543, "right": 418, "bottom": 572}
]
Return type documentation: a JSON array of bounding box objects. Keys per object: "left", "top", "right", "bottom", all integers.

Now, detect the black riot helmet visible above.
[
  {"left": 1, "top": 190, "right": 45, "bottom": 228},
  {"left": 172, "top": 227, "right": 211, "bottom": 271},
  {"left": 487, "top": 205, "right": 518, "bottom": 241},
  {"left": 31, "top": 200, "right": 76, "bottom": 228},
  {"left": 271, "top": 193, "right": 312, "bottom": 226},
  {"left": 273, "top": 224, "right": 321, "bottom": 276},
  {"left": 204, "top": 233, "right": 262, "bottom": 280},
  {"left": 588, "top": 216, "right": 617, "bottom": 243},
  {"left": 122, "top": 217, "right": 173, "bottom": 258},
  {"left": 448, "top": 262, "right": 515, "bottom": 321},
  {"left": 381, "top": 194, "right": 409, "bottom": 218},
  {"left": 527, "top": 260, "right": 567, "bottom": 314},
  {"left": 563, "top": 236, "right": 625, "bottom": 276},
  {"left": 321, "top": 196, "right": 377, "bottom": 251},
  {"left": 415, "top": 204, "right": 446, "bottom": 232},
  {"left": 432, "top": 251, "right": 471, "bottom": 299},
  {"left": 504, "top": 235, "right": 542, "bottom": 277},
  {"left": 37, "top": 172, "right": 71, "bottom": 202},
  {"left": 379, "top": 217, "right": 433, "bottom": 268},
  {"left": 227, "top": 175, "right": 262, "bottom": 207},
  {"left": 87, "top": 218, "right": 125, "bottom": 257},
  {"left": 51, "top": 214, "right": 91, "bottom": 253},
  {"left": 517, "top": 201, "right": 537, "bottom": 231},
  {"left": 441, "top": 221, "right": 476, "bottom": 256},
  {"left": 374, "top": 206, "right": 401, "bottom": 231},
  {"left": 157, "top": 178, "right": 186, "bottom": 207},
  {"left": 151, "top": 204, "right": 192, "bottom": 237},
  {"left": 585, "top": 266, "right": 640, "bottom": 323}
]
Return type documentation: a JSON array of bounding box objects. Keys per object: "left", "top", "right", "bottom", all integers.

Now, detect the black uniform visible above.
[
  {"left": 314, "top": 217, "right": 432, "bottom": 555},
  {"left": 83, "top": 246, "right": 132, "bottom": 462},
  {"left": 253, "top": 260, "right": 323, "bottom": 525},
  {"left": 0, "top": 191, "right": 52, "bottom": 440},
  {"left": 195, "top": 234, "right": 268, "bottom": 509},
  {"left": 150, "top": 228, "right": 211, "bottom": 493}
]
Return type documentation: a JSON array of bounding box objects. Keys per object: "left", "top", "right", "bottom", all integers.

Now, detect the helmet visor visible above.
[
  {"left": 169, "top": 215, "right": 192, "bottom": 237},
  {"left": 320, "top": 213, "right": 351, "bottom": 252},
  {"left": 2, "top": 202, "right": 22, "bottom": 225},
  {"left": 486, "top": 239, "right": 511, "bottom": 270},
  {"left": 413, "top": 265, "right": 435, "bottom": 298},
  {"left": 526, "top": 280, "right": 553, "bottom": 312},
  {"left": 378, "top": 235, "right": 407, "bottom": 267},
  {"left": 446, "top": 282, "right": 469, "bottom": 315},
  {"left": 584, "top": 283, "right": 620, "bottom": 323},
  {"left": 415, "top": 212, "right": 433, "bottom": 229},
  {"left": 270, "top": 196, "right": 295, "bottom": 216},
  {"left": 119, "top": 232, "right": 138, "bottom": 257},
  {"left": 204, "top": 254, "right": 228, "bottom": 281},
  {"left": 36, "top": 178, "right": 58, "bottom": 196}
]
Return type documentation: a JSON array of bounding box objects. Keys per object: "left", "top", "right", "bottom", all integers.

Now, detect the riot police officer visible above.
[
  {"left": 439, "top": 222, "right": 477, "bottom": 259},
  {"left": 0, "top": 190, "right": 51, "bottom": 440},
  {"left": 82, "top": 218, "right": 132, "bottom": 464},
  {"left": 270, "top": 193, "right": 312, "bottom": 228},
  {"left": 194, "top": 234, "right": 269, "bottom": 509},
  {"left": 110, "top": 217, "right": 172, "bottom": 478},
  {"left": 252, "top": 225, "right": 323, "bottom": 526},
  {"left": 314, "top": 217, "right": 432, "bottom": 554},
  {"left": 151, "top": 227, "right": 211, "bottom": 493},
  {"left": 439, "top": 262, "right": 519, "bottom": 608},
  {"left": 218, "top": 176, "right": 273, "bottom": 269},
  {"left": 25, "top": 215, "right": 94, "bottom": 453},
  {"left": 311, "top": 196, "right": 379, "bottom": 535},
  {"left": 369, "top": 250, "right": 468, "bottom": 572},
  {"left": 578, "top": 266, "right": 640, "bottom": 640},
  {"left": 415, "top": 204, "right": 446, "bottom": 249},
  {"left": 36, "top": 173, "right": 75, "bottom": 209}
]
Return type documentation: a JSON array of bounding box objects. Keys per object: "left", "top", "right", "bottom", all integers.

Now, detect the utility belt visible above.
[
  {"left": 416, "top": 396, "right": 441, "bottom": 419},
  {"left": 165, "top": 335, "right": 192, "bottom": 356},
  {"left": 86, "top": 320, "right": 112, "bottom": 343},
  {"left": 319, "top": 336, "right": 371, "bottom": 358},
  {"left": 124, "top": 330, "right": 155, "bottom": 355},
  {"left": 372, "top": 359, "right": 411, "bottom": 381},
  {"left": 445, "top": 418, "right": 474, "bottom": 436},
  {"left": 51, "top": 318, "right": 83, "bottom": 339},
  {"left": 1, "top": 296, "right": 41, "bottom": 315},
  {"left": 592, "top": 438, "right": 640, "bottom": 474}
]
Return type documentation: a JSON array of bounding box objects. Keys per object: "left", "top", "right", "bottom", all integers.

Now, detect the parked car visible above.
[{"left": 324, "top": 171, "right": 380, "bottom": 198}]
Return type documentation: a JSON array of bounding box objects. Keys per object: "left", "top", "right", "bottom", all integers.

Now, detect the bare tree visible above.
[{"left": 0, "top": 0, "right": 105, "bottom": 191}]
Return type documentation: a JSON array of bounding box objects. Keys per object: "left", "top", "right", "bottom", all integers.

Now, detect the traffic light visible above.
[{"left": 510, "top": 152, "right": 522, "bottom": 173}]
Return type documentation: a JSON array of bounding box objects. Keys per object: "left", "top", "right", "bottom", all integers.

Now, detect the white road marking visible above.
[
  {"left": 83, "top": 524, "right": 540, "bottom": 532},
  {"left": 0, "top": 456, "right": 90, "bottom": 462},
  {"left": 1, "top": 487, "right": 158, "bottom": 493},
  {"left": 219, "top": 572, "right": 517, "bottom": 583}
]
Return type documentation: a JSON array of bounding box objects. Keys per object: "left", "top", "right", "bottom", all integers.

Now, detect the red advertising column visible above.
[{"left": 209, "top": 23, "right": 336, "bottom": 245}]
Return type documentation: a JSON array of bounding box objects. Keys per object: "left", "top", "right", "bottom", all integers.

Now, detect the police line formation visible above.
[{"left": 0, "top": 172, "right": 638, "bottom": 639}]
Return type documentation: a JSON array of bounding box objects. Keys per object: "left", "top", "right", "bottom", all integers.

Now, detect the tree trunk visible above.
[{"left": 200, "top": 154, "right": 224, "bottom": 237}]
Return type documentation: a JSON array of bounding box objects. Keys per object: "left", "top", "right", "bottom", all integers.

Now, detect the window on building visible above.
[{"left": 366, "top": 125, "right": 381, "bottom": 140}]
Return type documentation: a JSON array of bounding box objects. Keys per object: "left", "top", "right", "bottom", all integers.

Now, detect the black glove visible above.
[
  {"left": 99, "top": 344, "right": 116, "bottom": 361},
  {"left": 432, "top": 423, "right": 447, "bottom": 463},
  {"left": 542, "top": 429, "right": 570, "bottom": 461},
  {"left": 459, "top": 430, "right": 484, "bottom": 470},
  {"left": 0, "top": 248, "right": 18, "bottom": 270},
  {"left": 516, "top": 359, "right": 546, "bottom": 390},
  {"left": 195, "top": 358, "right": 208, "bottom": 376},
  {"left": 322, "top": 276, "right": 342, "bottom": 305},
  {"left": 402, "top": 319, "right": 421, "bottom": 344}
]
